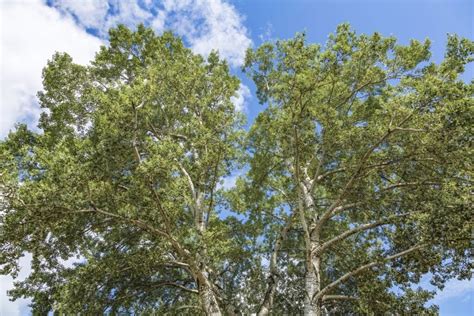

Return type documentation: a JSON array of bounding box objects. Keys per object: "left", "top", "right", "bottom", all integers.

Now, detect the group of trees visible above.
[{"left": 0, "top": 24, "right": 472, "bottom": 315}]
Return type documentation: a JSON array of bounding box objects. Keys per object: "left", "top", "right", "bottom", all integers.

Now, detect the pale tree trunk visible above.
[
  {"left": 195, "top": 260, "right": 223, "bottom": 316},
  {"left": 292, "top": 124, "right": 323, "bottom": 315},
  {"left": 302, "top": 183, "right": 322, "bottom": 316},
  {"left": 199, "top": 277, "right": 222, "bottom": 316},
  {"left": 194, "top": 192, "right": 223, "bottom": 316},
  {"left": 303, "top": 235, "right": 321, "bottom": 316},
  {"left": 257, "top": 276, "right": 276, "bottom": 316}
]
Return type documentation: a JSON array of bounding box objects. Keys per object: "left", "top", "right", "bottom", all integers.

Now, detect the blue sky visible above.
[
  {"left": 237, "top": 0, "right": 474, "bottom": 123},
  {"left": 0, "top": 0, "right": 472, "bottom": 315}
]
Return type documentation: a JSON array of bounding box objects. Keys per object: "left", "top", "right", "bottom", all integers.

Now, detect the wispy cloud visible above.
[
  {"left": 50, "top": 0, "right": 110, "bottom": 31},
  {"left": 162, "top": 0, "right": 252, "bottom": 67},
  {"left": 49, "top": 0, "right": 252, "bottom": 67},
  {"left": 432, "top": 279, "right": 473, "bottom": 304},
  {"left": 231, "top": 83, "right": 251, "bottom": 112},
  {"left": 218, "top": 169, "right": 246, "bottom": 190},
  {"left": 258, "top": 22, "right": 274, "bottom": 43}
]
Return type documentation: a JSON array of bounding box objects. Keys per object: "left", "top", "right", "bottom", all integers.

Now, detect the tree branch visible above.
[
  {"left": 313, "top": 244, "right": 425, "bottom": 302},
  {"left": 316, "top": 113, "right": 415, "bottom": 232},
  {"left": 175, "top": 160, "right": 197, "bottom": 200},
  {"left": 155, "top": 281, "right": 199, "bottom": 294},
  {"left": 322, "top": 295, "right": 358, "bottom": 303},
  {"left": 311, "top": 155, "right": 436, "bottom": 185},
  {"left": 258, "top": 213, "right": 295, "bottom": 316},
  {"left": 87, "top": 203, "right": 193, "bottom": 267},
  {"left": 315, "top": 213, "right": 412, "bottom": 255},
  {"left": 132, "top": 101, "right": 142, "bottom": 163},
  {"left": 380, "top": 181, "right": 439, "bottom": 192},
  {"left": 393, "top": 127, "right": 426, "bottom": 132},
  {"left": 329, "top": 202, "right": 362, "bottom": 218},
  {"left": 89, "top": 204, "right": 169, "bottom": 239},
  {"left": 293, "top": 126, "right": 311, "bottom": 245}
]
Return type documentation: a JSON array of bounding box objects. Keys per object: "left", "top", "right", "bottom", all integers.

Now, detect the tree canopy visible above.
[{"left": 0, "top": 24, "right": 472, "bottom": 315}]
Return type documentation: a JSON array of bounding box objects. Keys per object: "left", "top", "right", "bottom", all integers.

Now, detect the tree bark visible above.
[
  {"left": 194, "top": 191, "right": 223, "bottom": 316},
  {"left": 199, "top": 278, "right": 222, "bottom": 316},
  {"left": 301, "top": 183, "right": 321, "bottom": 316},
  {"left": 303, "top": 235, "right": 321, "bottom": 316}
]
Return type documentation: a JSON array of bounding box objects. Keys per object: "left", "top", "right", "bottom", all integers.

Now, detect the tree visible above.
[
  {"left": 241, "top": 24, "right": 473, "bottom": 315},
  {"left": 0, "top": 24, "right": 472, "bottom": 315},
  {"left": 0, "top": 25, "right": 246, "bottom": 315}
]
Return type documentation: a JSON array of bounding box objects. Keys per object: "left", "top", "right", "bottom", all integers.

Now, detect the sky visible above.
[{"left": 0, "top": 0, "right": 473, "bottom": 315}]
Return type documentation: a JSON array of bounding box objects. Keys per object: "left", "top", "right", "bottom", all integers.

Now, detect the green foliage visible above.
[
  {"left": 0, "top": 24, "right": 472, "bottom": 315},
  {"left": 1, "top": 24, "right": 245, "bottom": 314},
  {"left": 241, "top": 22, "right": 472, "bottom": 314}
]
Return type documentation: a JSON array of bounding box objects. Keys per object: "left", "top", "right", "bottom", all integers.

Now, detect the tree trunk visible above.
[
  {"left": 302, "top": 184, "right": 322, "bottom": 316},
  {"left": 194, "top": 192, "right": 223, "bottom": 316},
  {"left": 303, "top": 239, "right": 321, "bottom": 316},
  {"left": 199, "top": 279, "right": 222, "bottom": 316},
  {"left": 257, "top": 274, "right": 276, "bottom": 316}
]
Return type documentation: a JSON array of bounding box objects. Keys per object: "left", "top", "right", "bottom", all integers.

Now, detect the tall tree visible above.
[
  {"left": 0, "top": 24, "right": 472, "bottom": 315},
  {"left": 241, "top": 24, "right": 473, "bottom": 315},
  {"left": 0, "top": 25, "right": 245, "bottom": 315}
]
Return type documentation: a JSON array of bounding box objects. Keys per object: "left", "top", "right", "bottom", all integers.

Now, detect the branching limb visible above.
[
  {"left": 258, "top": 212, "right": 295, "bottom": 316},
  {"left": 89, "top": 204, "right": 169, "bottom": 239},
  {"left": 322, "top": 295, "right": 358, "bottom": 303},
  {"left": 329, "top": 202, "right": 362, "bottom": 218},
  {"left": 87, "top": 204, "right": 193, "bottom": 264},
  {"left": 312, "top": 244, "right": 425, "bottom": 302},
  {"left": 315, "top": 212, "right": 412, "bottom": 255},
  {"left": 155, "top": 281, "right": 199, "bottom": 294},
  {"left": 316, "top": 113, "right": 415, "bottom": 232},
  {"left": 380, "top": 181, "right": 439, "bottom": 192},
  {"left": 293, "top": 126, "right": 311, "bottom": 245},
  {"left": 175, "top": 159, "right": 197, "bottom": 200}
]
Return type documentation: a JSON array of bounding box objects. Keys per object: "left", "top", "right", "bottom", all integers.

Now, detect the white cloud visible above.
[
  {"left": 163, "top": 0, "right": 252, "bottom": 67},
  {"left": 1, "top": 0, "right": 253, "bottom": 144},
  {"left": 50, "top": 0, "right": 252, "bottom": 67},
  {"left": 0, "top": 0, "right": 102, "bottom": 138},
  {"left": 0, "top": 254, "right": 32, "bottom": 316},
  {"left": 218, "top": 168, "right": 246, "bottom": 190},
  {"left": 50, "top": 0, "right": 153, "bottom": 37},
  {"left": 104, "top": 0, "right": 153, "bottom": 34},
  {"left": 219, "top": 174, "right": 238, "bottom": 190},
  {"left": 0, "top": 252, "right": 84, "bottom": 316},
  {"left": 151, "top": 10, "right": 167, "bottom": 33},
  {"left": 231, "top": 83, "right": 251, "bottom": 112},
  {"left": 51, "top": 0, "right": 110, "bottom": 31},
  {"left": 0, "top": 0, "right": 101, "bottom": 311},
  {"left": 432, "top": 278, "right": 473, "bottom": 303},
  {"left": 258, "top": 22, "right": 274, "bottom": 43}
]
